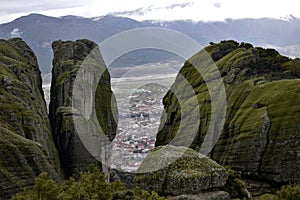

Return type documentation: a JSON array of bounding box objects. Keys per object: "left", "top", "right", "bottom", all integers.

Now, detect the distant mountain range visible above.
[{"left": 0, "top": 13, "right": 300, "bottom": 73}]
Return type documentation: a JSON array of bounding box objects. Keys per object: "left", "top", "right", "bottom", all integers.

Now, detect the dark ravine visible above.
[
  {"left": 0, "top": 38, "right": 62, "bottom": 199},
  {"left": 49, "top": 39, "right": 118, "bottom": 178},
  {"left": 156, "top": 40, "right": 300, "bottom": 184}
]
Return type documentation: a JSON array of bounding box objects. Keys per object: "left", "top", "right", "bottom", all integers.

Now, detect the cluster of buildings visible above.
[{"left": 111, "top": 86, "right": 167, "bottom": 172}]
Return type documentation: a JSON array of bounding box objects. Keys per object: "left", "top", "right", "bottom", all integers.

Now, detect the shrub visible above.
[
  {"left": 259, "top": 184, "right": 300, "bottom": 200},
  {"left": 275, "top": 184, "right": 300, "bottom": 200},
  {"left": 259, "top": 193, "right": 276, "bottom": 200},
  {"left": 11, "top": 168, "right": 165, "bottom": 200},
  {"left": 222, "top": 169, "right": 250, "bottom": 199}
]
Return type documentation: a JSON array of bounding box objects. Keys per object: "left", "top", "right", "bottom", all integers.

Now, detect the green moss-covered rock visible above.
[
  {"left": 222, "top": 169, "right": 250, "bottom": 199},
  {"left": 49, "top": 39, "right": 117, "bottom": 177},
  {"left": 155, "top": 40, "right": 300, "bottom": 184},
  {"left": 0, "top": 38, "right": 62, "bottom": 199},
  {"left": 134, "top": 145, "right": 228, "bottom": 196}
]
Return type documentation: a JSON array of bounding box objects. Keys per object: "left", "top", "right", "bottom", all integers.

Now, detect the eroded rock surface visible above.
[
  {"left": 156, "top": 40, "right": 300, "bottom": 183},
  {"left": 0, "top": 38, "right": 62, "bottom": 199},
  {"left": 49, "top": 39, "right": 117, "bottom": 177}
]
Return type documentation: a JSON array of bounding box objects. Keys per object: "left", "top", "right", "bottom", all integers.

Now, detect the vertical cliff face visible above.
[
  {"left": 156, "top": 40, "right": 300, "bottom": 183},
  {"left": 0, "top": 38, "right": 61, "bottom": 199},
  {"left": 49, "top": 39, "right": 117, "bottom": 177}
]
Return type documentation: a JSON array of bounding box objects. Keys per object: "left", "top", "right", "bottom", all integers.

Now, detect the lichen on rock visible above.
[{"left": 134, "top": 145, "right": 228, "bottom": 196}]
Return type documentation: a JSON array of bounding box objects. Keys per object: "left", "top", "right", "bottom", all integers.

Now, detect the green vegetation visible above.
[
  {"left": 259, "top": 184, "right": 300, "bottom": 200},
  {"left": 222, "top": 169, "right": 249, "bottom": 199},
  {"left": 245, "top": 47, "right": 291, "bottom": 79},
  {"left": 56, "top": 71, "right": 71, "bottom": 85},
  {"left": 275, "top": 185, "right": 300, "bottom": 200},
  {"left": 259, "top": 194, "right": 276, "bottom": 200},
  {"left": 95, "top": 69, "right": 118, "bottom": 140},
  {"left": 11, "top": 168, "right": 165, "bottom": 200}
]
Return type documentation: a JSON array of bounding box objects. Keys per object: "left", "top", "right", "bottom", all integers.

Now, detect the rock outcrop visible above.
[
  {"left": 155, "top": 40, "right": 300, "bottom": 183},
  {"left": 0, "top": 38, "right": 61, "bottom": 199},
  {"left": 49, "top": 39, "right": 117, "bottom": 177},
  {"left": 167, "top": 191, "right": 231, "bottom": 200},
  {"left": 134, "top": 145, "right": 229, "bottom": 198}
]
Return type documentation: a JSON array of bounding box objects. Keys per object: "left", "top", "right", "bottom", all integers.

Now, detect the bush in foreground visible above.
[
  {"left": 259, "top": 184, "right": 300, "bottom": 200},
  {"left": 11, "top": 168, "right": 165, "bottom": 200},
  {"left": 222, "top": 169, "right": 250, "bottom": 199}
]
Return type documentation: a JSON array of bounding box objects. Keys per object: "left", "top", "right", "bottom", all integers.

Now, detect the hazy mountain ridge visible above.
[
  {"left": 0, "top": 14, "right": 300, "bottom": 73},
  {"left": 0, "top": 14, "right": 144, "bottom": 73}
]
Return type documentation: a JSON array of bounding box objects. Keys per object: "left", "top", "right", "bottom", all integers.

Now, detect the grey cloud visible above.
[
  {"left": 110, "top": 2, "right": 194, "bottom": 17},
  {"left": 165, "top": 2, "right": 194, "bottom": 10},
  {"left": 214, "top": 2, "right": 221, "bottom": 8},
  {"left": 110, "top": 7, "right": 147, "bottom": 16},
  {"left": 0, "top": 0, "right": 85, "bottom": 15}
]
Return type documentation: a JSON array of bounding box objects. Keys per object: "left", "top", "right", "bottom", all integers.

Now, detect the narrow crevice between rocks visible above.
[{"left": 257, "top": 110, "right": 271, "bottom": 177}]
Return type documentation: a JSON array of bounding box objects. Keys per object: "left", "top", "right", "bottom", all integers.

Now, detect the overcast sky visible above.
[{"left": 1, "top": 0, "right": 300, "bottom": 24}]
